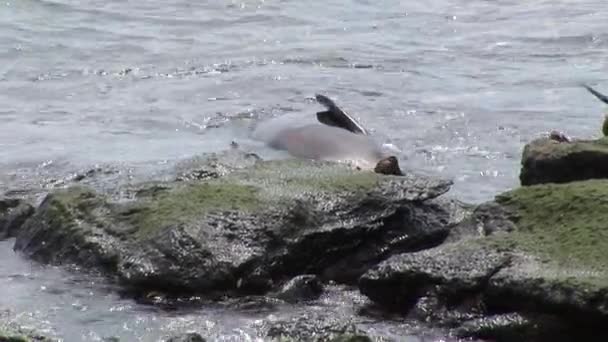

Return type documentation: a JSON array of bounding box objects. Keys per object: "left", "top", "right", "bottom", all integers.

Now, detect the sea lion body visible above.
[
  {"left": 254, "top": 94, "right": 403, "bottom": 175},
  {"left": 268, "top": 123, "right": 385, "bottom": 170}
]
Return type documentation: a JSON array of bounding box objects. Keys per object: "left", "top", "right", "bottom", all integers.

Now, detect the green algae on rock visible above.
[
  {"left": 359, "top": 179, "right": 608, "bottom": 340},
  {"left": 520, "top": 137, "right": 608, "bottom": 185},
  {"left": 493, "top": 180, "right": 608, "bottom": 278},
  {"left": 13, "top": 156, "right": 455, "bottom": 296}
]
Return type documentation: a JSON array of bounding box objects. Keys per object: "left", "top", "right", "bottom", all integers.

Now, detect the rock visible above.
[
  {"left": 455, "top": 313, "right": 549, "bottom": 342},
  {"left": 0, "top": 311, "right": 56, "bottom": 342},
  {"left": 327, "top": 336, "right": 372, "bottom": 342},
  {"left": 101, "top": 337, "right": 120, "bottom": 342},
  {"left": 359, "top": 179, "right": 608, "bottom": 338},
  {"left": 0, "top": 198, "right": 35, "bottom": 240},
  {"left": 455, "top": 312, "right": 608, "bottom": 342},
  {"left": 444, "top": 201, "right": 515, "bottom": 242},
  {"left": 165, "top": 332, "right": 206, "bottom": 342},
  {"left": 174, "top": 150, "right": 261, "bottom": 181},
  {"left": 485, "top": 180, "right": 608, "bottom": 322},
  {"left": 273, "top": 275, "right": 323, "bottom": 303},
  {"left": 264, "top": 311, "right": 373, "bottom": 342},
  {"left": 520, "top": 137, "right": 608, "bottom": 185},
  {"left": 359, "top": 240, "right": 510, "bottom": 311},
  {"left": 320, "top": 197, "right": 470, "bottom": 284},
  {"left": 13, "top": 158, "right": 454, "bottom": 296}
]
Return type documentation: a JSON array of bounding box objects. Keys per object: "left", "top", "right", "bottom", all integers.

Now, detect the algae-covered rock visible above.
[
  {"left": 173, "top": 150, "right": 261, "bottom": 181},
  {"left": 484, "top": 180, "right": 608, "bottom": 321},
  {"left": 13, "top": 158, "right": 454, "bottom": 296},
  {"left": 0, "top": 198, "right": 34, "bottom": 240},
  {"left": 359, "top": 179, "right": 608, "bottom": 339},
  {"left": 520, "top": 137, "right": 608, "bottom": 185}
]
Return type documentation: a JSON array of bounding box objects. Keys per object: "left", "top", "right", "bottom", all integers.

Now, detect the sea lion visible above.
[
  {"left": 548, "top": 130, "right": 571, "bottom": 143},
  {"left": 583, "top": 84, "right": 608, "bottom": 137},
  {"left": 257, "top": 95, "right": 403, "bottom": 175}
]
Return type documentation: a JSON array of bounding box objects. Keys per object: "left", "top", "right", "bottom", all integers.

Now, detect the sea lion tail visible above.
[{"left": 583, "top": 84, "right": 608, "bottom": 105}]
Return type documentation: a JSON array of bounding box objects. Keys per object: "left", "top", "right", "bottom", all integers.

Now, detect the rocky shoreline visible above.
[{"left": 2, "top": 137, "right": 608, "bottom": 341}]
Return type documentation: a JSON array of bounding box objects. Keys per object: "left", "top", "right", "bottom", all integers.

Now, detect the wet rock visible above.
[
  {"left": 0, "top": 311, "right": 55, "bottom": 342},
  {"left": 165, "top": 332, "right": 206, "bottom": 342},
  {"left": 455, "top": 312, "right": 608, "bottom": 342},
  {"left": 484, "top": 180, "right": 608, "bottom": 322},
  {"left": 455, "top": 313, "right": 543, "bottom": 341},
  {"left": 102, "top": 337, "right": 121, "bottom": 342},
  {"left": 359, "top": 240, "right": 510, "bottom": 311},
  {"left": 174, "top": 150, "right": 261, "bottom": 181},
  {"left": 444, "top": 200, "right": 515, "bottom": 242},
  {"left": 360, "top": 179, "right": 608, "bottom": 338},
  {"left": 321, "top": 197, "right": 470, "bottom": 284},
  {"left": 520, "top": 137, "right": 608, "bottom": 185},
  {"left": 0, "top": 198, "right": 35, "bottom": 240},
  {"left": 273, "top": 274, "right": 323, "bottom": 303},
  {"left": 264, "top": 311, "right": 372, "bottom": 342},
  {"left": 13, "top": 157, "right": 454, "bottom": 297},
  {"left": 327, "top": 335, "right": 372, "bottom": 342}
]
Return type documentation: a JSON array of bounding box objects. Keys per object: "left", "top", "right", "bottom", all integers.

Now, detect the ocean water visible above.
[{"left": 1, "top": 0, "right": 608, "bottom": 340}]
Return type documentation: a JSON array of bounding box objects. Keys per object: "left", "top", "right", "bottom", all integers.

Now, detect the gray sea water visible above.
[{"left": 1, "top": 0, "right": 608, "bottom": 341}]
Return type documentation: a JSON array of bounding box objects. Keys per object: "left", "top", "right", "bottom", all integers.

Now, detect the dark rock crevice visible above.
[{"left": 0, "top": 197, "right": 35, "bottom": 240}]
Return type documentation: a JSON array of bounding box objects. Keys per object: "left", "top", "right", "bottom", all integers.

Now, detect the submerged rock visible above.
[
  {"left": 520, "top": 137, "right": 608, "bottom": 185},
  {"left": 273, "top": 275, "right": 324, "bottom": 303},
  {"left": 13, "top": 157, "right": 455, "bottom": 296},
  {"left": 165, "top": 332, "right": 206, "bottom": 342},
  {"left": 264, "top": 311, "right": 374, "bottom": 342},
  {"left": 0, "top": 198, "right": 34, "bottom": 240},
  {"left": 360, "top": 179, "right": 608, "bottom": 340},
  {"left": 0, "top": 311, "right": 56, "bottom": 342}
]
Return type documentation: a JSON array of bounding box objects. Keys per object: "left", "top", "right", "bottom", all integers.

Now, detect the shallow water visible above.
[
  {"left": 1, "top": 0, "right": 608, "bottom": 340},
  {"left": 1, "top": 239, "right": 448, "bottom": 342}
]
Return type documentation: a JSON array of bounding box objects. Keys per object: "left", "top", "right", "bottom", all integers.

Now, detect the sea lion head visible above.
[
  {"left": 548, "top": 130, "right": 571, "bottom": 143},
  {"left": 374, "top": 156, "right": 403, "bottom": 176}
]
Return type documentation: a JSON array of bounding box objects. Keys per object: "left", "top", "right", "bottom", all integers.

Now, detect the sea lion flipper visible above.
[
  {"left": 583, "top": 84, "right": 608, "bottom": 105},
  {"left": 314, "top": 94, "right": 368, "bottom": 135},
  {"left": 316, "top": 111, "right": 340, "bottom": 128},
  {"left": 315, "top": 94, "right": 338, "bottom": 111}
]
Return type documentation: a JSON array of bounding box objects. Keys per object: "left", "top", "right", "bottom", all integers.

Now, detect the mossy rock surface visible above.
[
  {"left": 13, "top": 156, "right": 455, "bottom": 295},
  {"left": 491, "top": 180, "right": 608, "bottom": 283},
  {"left": 360, "top": 179, "right": 608, "bottom": 338},
  {"left": 520, "top": 137, "right": 608, "bottom": 185},
  {"left": 485, "top": 180, "right": 608, "bottom": 320}
]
